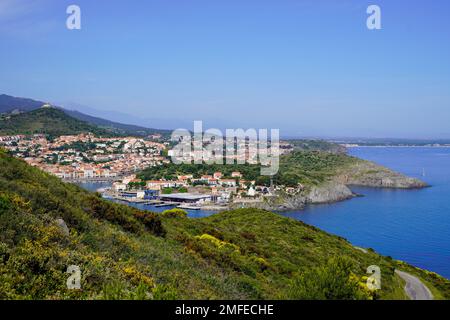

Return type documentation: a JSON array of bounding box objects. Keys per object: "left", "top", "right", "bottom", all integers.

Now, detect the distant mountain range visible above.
[
  {"left": 0, "top": 107, "right": 118, "bottom": 137},
  {"left": 0, "top": 94, "right": 171, "bottom": 137},
  {"left": 0, "top": 94, "right": 43, "bottom": 113}
]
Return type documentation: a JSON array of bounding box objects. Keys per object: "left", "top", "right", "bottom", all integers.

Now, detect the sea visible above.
[{"left": 78, "top": 147, "right": 450, "bottom": 278}]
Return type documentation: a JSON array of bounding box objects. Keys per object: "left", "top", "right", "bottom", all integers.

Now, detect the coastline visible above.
[
  {"left": 243, "top": 157, "right": 427, "bottom": 211},
  {"left": 346, "top": 145, "right": 450, "bottom": 148},
  {"left": 64, "top": 176, "right": 123, "bottom": 183},
  {"left": 78, "top": 158, "right": 428, "bottom": 213},
  {"left": 228, "top": 159, "right": 428, "bottom": 212},
  {"left": 73, "top": 148, "right": 450, "bottom": 284}
]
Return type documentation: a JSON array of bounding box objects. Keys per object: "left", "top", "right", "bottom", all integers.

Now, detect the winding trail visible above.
[{"left": 395, "top": 270, "right": 434, "bottom": 300}]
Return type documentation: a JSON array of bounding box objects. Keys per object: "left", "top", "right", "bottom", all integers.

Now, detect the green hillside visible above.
[
  {"left": 139, "top": 151, "right": 357, "bottom": 187},
  {"left": 0, "top": 149, "right": 449, "bottom": 300},
  {"left": 286, "top": 139, "right": 347, "bottom": 154},
  {"left": 0, "top": 107, "right": 114, "bottom": 137}
]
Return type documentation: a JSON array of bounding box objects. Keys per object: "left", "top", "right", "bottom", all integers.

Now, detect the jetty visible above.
[
  {"left": 154, "top": 201, "right": 179, "bottom": 208},
  {"left": 177, "top": 205, "right": 201, "bottom": 210},
  {"left": 114, "top": 197, "right": 153, "bottom": 204}
]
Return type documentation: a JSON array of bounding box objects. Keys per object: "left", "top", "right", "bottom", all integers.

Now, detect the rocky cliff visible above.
[
  {"left": 230, "top": 195, "right": 307, "bottom": 211},
  {"left": 241, "top": 159, "right": 428, "bottom": 211},
  {"left": 307, "top": 182, "right": 355, "bottom": 204},
  {"left": 336, "top": 160, "right": 428, "bottom": 189}
]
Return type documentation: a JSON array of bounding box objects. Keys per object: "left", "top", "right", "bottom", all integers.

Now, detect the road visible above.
[{"left": 395, "top": 270, "right": 434, "bottom": 300}]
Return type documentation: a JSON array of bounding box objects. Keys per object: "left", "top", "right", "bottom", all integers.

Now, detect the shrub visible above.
[
  {"left": 0, "top": 193, "right": 11, "bottom": 212},
  {"left": 133, "top": 210, "right": 165, "bottom": 236},
  {"left": 240, "top": 231, "right": 256, "bottom": 241},
  {"left": 87, "top": 196, "right": 142, "bottom": 233},
  {"left": 288, "top": 257, "right": 371, "bottom": 300},
  {"left": 152, "top": 284, "right": 179, "bottom": 300},
  {"left": 197, "top": 234, "right": 239, "bottom": 252},
  {"left": 161, "top": 208, "right": 188, "bottom": 219}
]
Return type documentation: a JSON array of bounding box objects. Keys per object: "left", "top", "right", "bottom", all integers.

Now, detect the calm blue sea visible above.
[
  {"left": 78, "top": 147, "right": 450, "bottom": 278},
  {"left": 283, "top": 147, "right": 450, "bottom": 278}
]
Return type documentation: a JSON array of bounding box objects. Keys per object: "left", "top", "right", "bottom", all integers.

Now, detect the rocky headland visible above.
[{"left": 232, "top": 158, "right": 428, "bottom": 212}]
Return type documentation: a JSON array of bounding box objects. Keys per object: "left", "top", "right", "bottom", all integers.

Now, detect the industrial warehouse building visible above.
[{"left": 159, "top": 193, "right": 217, "bottom": 204}]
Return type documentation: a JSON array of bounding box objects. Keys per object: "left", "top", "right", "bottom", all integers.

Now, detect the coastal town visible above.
[
  {"left": 105, "top": 169, "right": 294, "bottom": 211},
  {"left": 0, "top": 131, "right": 302, "bottom": 210},
  {"left": 0, "top": 133, "right": 169, "bottom": 180}
]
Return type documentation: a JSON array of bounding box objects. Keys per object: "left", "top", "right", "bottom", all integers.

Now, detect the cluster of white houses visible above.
[{"left": 110, "top": 171, "right": 270, "bottom": 205}]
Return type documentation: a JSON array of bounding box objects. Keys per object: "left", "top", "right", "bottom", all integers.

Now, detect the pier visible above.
[
  {"left": 153, "top": 202, "right": 179, "bottom": 208},
  {"left": 177, "top": 205, "right": 201, "bottom": 210}
]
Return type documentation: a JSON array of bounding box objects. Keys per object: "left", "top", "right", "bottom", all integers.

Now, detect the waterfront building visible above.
[{"left": 159, "top": 193, "right": 216, "bottom": 204}]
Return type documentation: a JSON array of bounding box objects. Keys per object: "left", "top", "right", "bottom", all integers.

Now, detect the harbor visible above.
[{"left": 91, "top": 183, "right": 227, "bottom": 213}]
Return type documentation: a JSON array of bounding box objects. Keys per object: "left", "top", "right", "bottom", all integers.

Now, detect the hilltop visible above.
[
  {"left": 1, "top": 149, "right": 448, "bottom": 300},
  {"left": 0, "top": 107, "right": 114, "bottom": 137},
  {"left": 0, "top": 94, "right": 170, "bottom": 138},
  {"left": 0, "top": 94, "right": 43, "bottom": 113}
]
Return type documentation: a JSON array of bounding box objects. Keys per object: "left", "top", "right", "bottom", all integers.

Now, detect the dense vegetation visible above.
[
  {"left": 275, "top": 151, "right": 356, "bottom": 186},
  {"left": 0, "top": 149, "right": 164, "bottom": 299},
  {"left": 139, "top": 162, "right": 262, "bottom": 182},
  {"left": 0, "top": 108, "right": 114, "bottom": 137},
  {"left": 1, "top": 149, "right": 449, "bottom": 300},
  {"left": 139, "top": 151, "right": 357, "bottom": 187}
]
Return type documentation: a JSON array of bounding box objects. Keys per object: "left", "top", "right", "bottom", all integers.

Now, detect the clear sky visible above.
[{"left": 1, "top": 0, "right": 450, "bottom": 138}]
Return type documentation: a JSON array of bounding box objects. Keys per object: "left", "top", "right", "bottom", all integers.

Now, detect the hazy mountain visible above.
[
  {"left": 0, "top": 107, "right": 114, "bottom": 137},
  {"left": 63, "top": 109, "right": 171, "bottom": 137},
  {"left": 0, "top": 94, "right": 171, "bottom": 137},
  {"left": 0, "top": 94, "right": 44, "bottom": 113}
]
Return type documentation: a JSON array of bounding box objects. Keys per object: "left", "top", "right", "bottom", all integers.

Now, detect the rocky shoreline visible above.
[
  {"left": 82, "top": 158, "right": 428, "bottom": 213},
  {"left": 231, "top": 159, "right": 428, "bottom": 212}
]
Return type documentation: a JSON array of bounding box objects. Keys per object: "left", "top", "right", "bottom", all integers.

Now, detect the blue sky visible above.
[{"left": 1, "top": 0, "right": 450, "bottom": 138}]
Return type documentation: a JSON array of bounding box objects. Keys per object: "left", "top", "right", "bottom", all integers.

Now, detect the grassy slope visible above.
[
  {"left": 0, "top": 108, "right": 114, "bottom": 137},
  {"left": 1, "top": 149, "right": 449, "bottom": 300},
  {"left": 277, "top": 151, "right": 356, "bottom": 187}
]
